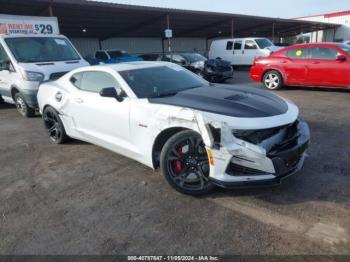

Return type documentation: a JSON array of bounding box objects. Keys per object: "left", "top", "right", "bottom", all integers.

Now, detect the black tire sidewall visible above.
[
  {"left": 43, "top": 106, "right": 69, "bottom": 144},
  {"left": 263, "top": 70, "right": 283, "bottom": 90},
  {"left": 14, "top": 93, "right": 35, "bottom": 117},
  {"left": 160, "top": 130, "right": 214, "bottom": 195}
]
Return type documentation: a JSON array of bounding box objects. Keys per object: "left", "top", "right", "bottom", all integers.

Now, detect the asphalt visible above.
[{"left": 0, "top": 70, "right": 349, "bottom": 255}]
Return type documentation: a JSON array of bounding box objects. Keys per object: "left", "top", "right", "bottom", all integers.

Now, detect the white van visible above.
[
  {"left": 0, "top": 14, "right": 88, "bottom": 117},
  {"left": 209, "top": 38, "right": 281, "bottom": 66}
]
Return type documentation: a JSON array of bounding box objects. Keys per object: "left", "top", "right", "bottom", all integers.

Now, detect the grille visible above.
[
  {"left": 232, "top": 120, "right": 299, "bottom": 151},
  {"left": 50, "top": 71, "right": 68, "bottom": 80},
  {"left": 226, "top": 162, "right": 269, "bottom": 176},
  {"left": 270, "top": 121, "right": 299, "bottom": 152},
  {"left": 233, "top": 125, "right": 287, "bottom": 144}
]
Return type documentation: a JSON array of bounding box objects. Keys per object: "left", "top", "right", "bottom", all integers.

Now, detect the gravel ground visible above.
[{"left": 0, "top": 71, "right": 349, "bottom": 255}]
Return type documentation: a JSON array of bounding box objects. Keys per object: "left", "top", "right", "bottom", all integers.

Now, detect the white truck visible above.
[
  {"left": 209, "top": 37, "right": 281, "bottom": 66},
  {"left": 0, "top": 14, "right": 88, "bottom": 117}
]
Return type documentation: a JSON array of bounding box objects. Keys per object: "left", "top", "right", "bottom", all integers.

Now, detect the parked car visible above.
[
  {"left": 37, "top": 62, "right": 310, "bottom": 195},
  {"left": 209, "top": 38, "right": 281, "bottom": 66},
  {"left": 250, "top": 42, "right": 350, "bottom": 90},
  {"left": 90, "top": 50, "right": 143, "bottom": 65},
  {"left": 0, "top": 34, "right": 89, "bottom": 117},
  {"left": 274, "top": 43, "right": 290, "bottom": 47},
  {"left": 139, "top": 52, "right": 233, "bottom": 82}
]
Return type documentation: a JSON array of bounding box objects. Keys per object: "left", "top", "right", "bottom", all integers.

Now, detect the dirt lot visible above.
[{"left": 0, "top": 71, "right": 349, "bottom": 255}]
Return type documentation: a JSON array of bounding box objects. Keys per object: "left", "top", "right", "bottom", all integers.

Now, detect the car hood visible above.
[
  {"left": 266, "top": 45, "right": 282, "bottom": 52},
  {"left": 18, "top": 60, "right": 89, "bottom": 80},
  {"left": 148, "top": 85, "right": 288, "bottom": 118}
]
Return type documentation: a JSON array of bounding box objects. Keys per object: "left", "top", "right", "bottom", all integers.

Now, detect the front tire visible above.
[
  {"left": 263, "top": 70, "right": 283, "bottom": 90},
  {"left": 43, "top": 106, "right": 69, "bottom": 144},
  {"left": 14, "top": 93, "right": 35, "bottom": 117},
  {"left": 160, "top": 130, "right": 214, "bottom": 195}
]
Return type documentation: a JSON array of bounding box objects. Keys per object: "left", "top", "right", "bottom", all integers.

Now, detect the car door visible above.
[
  {"left": 282, "top": 47, "right": 309, "bottom": 85},
  {"left": 233, "top": 40, "right": 243, "bottom": 65},
  {"left": 243, "top": 39, "right": 259, "bottom": 65},
  {"left": 307, "top": 46, "right": 350, "bottom": 87},
  {"left": 67, "top": 70, "right": 137, "bottom": 156},
  {"left": 0, "top": 43, "right": 15, "bottom": 100}
]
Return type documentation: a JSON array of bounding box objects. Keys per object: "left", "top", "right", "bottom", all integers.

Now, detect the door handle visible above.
[
  {"left": 311, "top": 61, "right": 320, "bottom": 64},
  {"left": 74, "top": 97, "right": 84, "bottom": 103},
  {"left": 242, "top": 50, "right": 245, "bottom": 54},
  {"left": 280, "top": 60, "right": 288, "bottom": 63}
]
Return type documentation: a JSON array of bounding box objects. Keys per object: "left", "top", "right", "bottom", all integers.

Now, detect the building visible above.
[
  {"left": 297, "top": 10, "right": 350, "bottom": 43},
  {"left": 0, "top": 0, "right": 337, "bottom": 56}
]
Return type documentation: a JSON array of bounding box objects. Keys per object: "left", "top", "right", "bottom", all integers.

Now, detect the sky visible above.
[{"left": 95, "top": 0, "right": 350, "bottom": 18}]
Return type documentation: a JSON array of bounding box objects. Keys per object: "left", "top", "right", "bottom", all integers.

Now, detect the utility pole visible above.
[
  {"left": 166, "top": 14, "right": 172, "bottom": 61},
  {"left": 231, "top": 18, "right": 234, "bottom": 38}
]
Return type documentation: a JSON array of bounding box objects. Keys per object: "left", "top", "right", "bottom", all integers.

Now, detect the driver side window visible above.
[
  {"left": 309, "top": 47, "right": 338, "bottom": 60},
  {"left": 70, "top": 71, "right": 123, "bottom": 95},
  {"left": 0, "top": 44, "right": 10, "bottom": 69}
]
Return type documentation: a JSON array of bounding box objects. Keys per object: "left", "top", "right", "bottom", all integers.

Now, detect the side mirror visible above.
[
  {"left": 100, "top": 87, "right": 125, "bottom": 102},
  {"left": 0, "top": 60, "right": 11, "bottom": 71},
  {"left": 336, "top": 55, "right": 347, "bottom": 62}
]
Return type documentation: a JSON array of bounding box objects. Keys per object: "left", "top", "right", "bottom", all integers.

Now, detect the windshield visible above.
[
  {"left": 337, "top": 44, "right": 350, "bottom": 54},
  {"left": 181, "top": 53, "right": 207, "bottom": 63},
  {"left": 255, "top": 38, "right": 274, "bottom": 49},
  {"left": 108, "top": 50, "right": 130, "bottom": 58},
  {"left": 119, "top": 65, "right": 208, "bottom": 98},
  {"left": 5, "top": 37, "right": 81, "bottom": 63}
]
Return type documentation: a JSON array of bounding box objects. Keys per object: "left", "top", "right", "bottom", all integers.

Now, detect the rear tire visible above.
[
  {"left": 263, "top": 70, "right": 283, "bottom": 90},
  {"left": 14, "top": 93, "right": 35, "bottom": 117},
  {"left": 43, "top": 106, "right": 69, "bottom": 144},
  {"left": 160, "top": 130, "right": 214, "bottom": 195}
]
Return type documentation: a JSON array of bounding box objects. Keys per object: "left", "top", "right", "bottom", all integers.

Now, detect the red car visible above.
[{"left": 250, "top": 43, "right": 350, "bottom": 90}]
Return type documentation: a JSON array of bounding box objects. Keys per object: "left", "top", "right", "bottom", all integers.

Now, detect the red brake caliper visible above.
[{"left": 173, "top": 146, "right": 184, "bottom": 175}]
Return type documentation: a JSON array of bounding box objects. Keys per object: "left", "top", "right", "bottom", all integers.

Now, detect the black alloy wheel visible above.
[
  {"left": 43, "top": 106, "right": 69, "bottom": 144},
  {"left": 160, "top": 130, "right": 214, "bottom": 195}
]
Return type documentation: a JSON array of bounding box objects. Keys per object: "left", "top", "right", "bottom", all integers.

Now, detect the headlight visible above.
[{"left": 20, "top": 69, "right": 44, "bottom": 82}]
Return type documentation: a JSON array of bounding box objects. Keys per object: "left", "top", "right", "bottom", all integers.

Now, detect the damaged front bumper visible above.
[{"left": 205, "top": 118, "right": 310, "bottom": 188}]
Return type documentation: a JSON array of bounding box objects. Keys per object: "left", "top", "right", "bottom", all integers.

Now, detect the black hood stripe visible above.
[{"left": 148, "top": 85, "right": 288, "bottom": 118}]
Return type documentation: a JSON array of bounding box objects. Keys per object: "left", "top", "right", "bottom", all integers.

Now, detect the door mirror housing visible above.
[
  {"left": 336, "top": 55, "right": 347, "bottom": 62},
  {"left": 0, "top": 60, "right": 11, "bottom": 71},
  {"left": 100, "top": 87, "right": 125, "bottom": 102}
]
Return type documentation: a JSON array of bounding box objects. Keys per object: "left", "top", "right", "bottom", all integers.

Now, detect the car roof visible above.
[
  {"left": 272, "top": 42, "right": 347, "bottom": 54},
  {"left": 97, "top": 50, "right": 127, "bottom": 52},
  {"left": 285, "top": 42, "right": 343, "bottom": 48},
  {"left": 213, "top": 37, "right": 267, "bottom": 42},
  {"left": 89, "top": 61, "right": 175, "bottom": 71},
  {"left": 0, "top": 34, "right": 66, "bottom": 39}
]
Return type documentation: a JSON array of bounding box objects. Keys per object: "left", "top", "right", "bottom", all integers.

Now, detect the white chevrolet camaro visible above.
[{"left": 37, "top": 62, "right": 310, "bottom": 195}]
